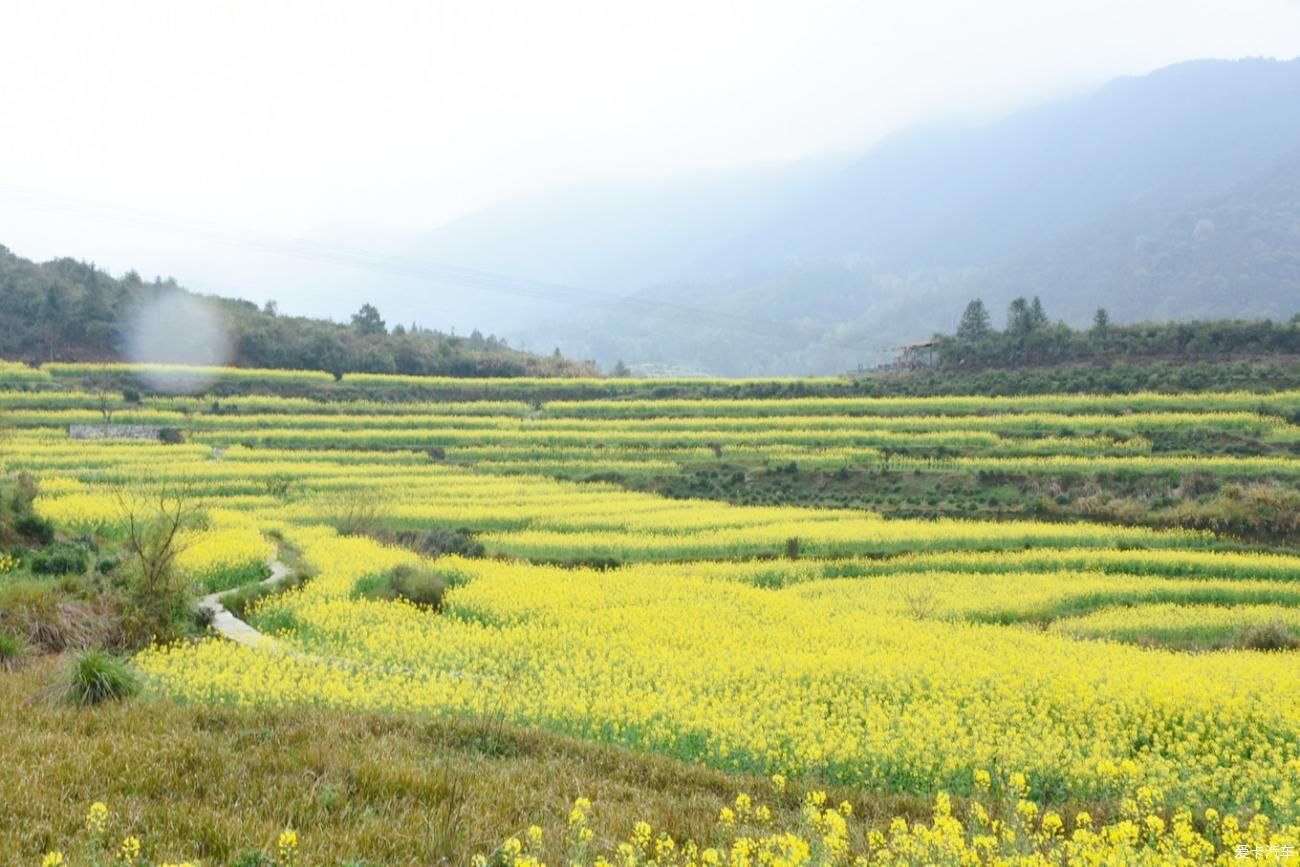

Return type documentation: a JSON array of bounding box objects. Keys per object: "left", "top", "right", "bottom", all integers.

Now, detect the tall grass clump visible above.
[
  {"left": 0, "top": 631, "right": 24, "bottom": 671},
  {"left": 1236, "top": 621, "right": 1300, "bottom": 652},
  {"left": 353, "top": 564, "right": 447, "bottom": 609},
  {"left": 64, "top": 649, "right": 139, "bottom": 705}
]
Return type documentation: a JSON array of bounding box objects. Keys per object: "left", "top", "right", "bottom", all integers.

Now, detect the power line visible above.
[{"left": 1, "top": 184, "right": 903, "bottom": 351}]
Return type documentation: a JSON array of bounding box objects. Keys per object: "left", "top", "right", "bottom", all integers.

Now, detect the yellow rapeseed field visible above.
[{"left": 7, "top": 370, "right": 1300, "bottom": 864}]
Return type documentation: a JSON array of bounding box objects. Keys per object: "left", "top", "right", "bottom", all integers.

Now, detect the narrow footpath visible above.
[
  {"left": 196, "top": 557, "right": 293, "bottom": 649},
  {"left": 193, "top": 556, "right": 494, "bottom": 683}
]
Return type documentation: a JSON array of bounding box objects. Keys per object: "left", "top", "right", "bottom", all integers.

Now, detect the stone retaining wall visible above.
[{"left": 68, "top": 424, "right": 162, "bottom": 440}]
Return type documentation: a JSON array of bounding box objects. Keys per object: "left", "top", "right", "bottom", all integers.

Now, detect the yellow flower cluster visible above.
[
  {"left": 44, "top": 360, "right": 335, "bottom": 384},
  {"left": 18, "top": 432, "right": 1223, "bottom": 560},
  {"left": 12, "top": 368, "right": 1300, "bottom": 838},
  {"left": 477, "top": 783, "right": 1299, "bottom": 866},
  {"left": 0, "top": 360, "right": 51, "bottom": 384},
  {"left": 37, "top": 799, "right": 293, "bottom": 867},
  {"left": 478, "top": 516, "right": 1206, "bottom": 561},
  {"left": 9, "top": 377, "right": 1299, "bottom": 482},
  {"left": 175, "top": 511, "right": 273, "bottom": 593},
  {"left": 277, "top": 828, "right": 298, "bottom": 865},
  {"left": 32, "top": 492, "right": 126, "bottom": 534},
  {"left": 1051, "top": 602, "right": 1300, "bottom": 645},
  {"left": 84, "top": 801, "right": 107, "bottom": 835},
  {"left": 138, "top": 532, "right": 1300, "bottom": 821},
  {"left": 544, "top": 389, "right": 1300, "bottom": 418}
]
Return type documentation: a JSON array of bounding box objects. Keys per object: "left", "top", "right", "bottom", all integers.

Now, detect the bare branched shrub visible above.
[
  {"left": 117, "top": 485, "right": 199, "bottom": 596},
  {"left": 97, "top": 391, "right": 116, "bottom": 424},
  {"left": 261, "top": 474, "right": 297, "bottom": 498},
  {"left": 114, "top": 483, "right": 202, "bottom": 646},
  {"left": 84, "top": 375, "right": 119, "bottom": 424},
  {"left": 324, "top": 495, "right": 387, "bottom": 536},
  {"left": 901, "top": 580, "right": 940, "bottom": 620}
]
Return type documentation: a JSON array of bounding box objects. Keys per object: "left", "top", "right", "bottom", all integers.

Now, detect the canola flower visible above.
[
  {"left": 6, "top": 379, "right": 1300, "bottom": 416},
  {"left": 1050, "top": 602, "right": 1300, "bottom": 646},
  {"left": 34, "top": 800, "right": 302, "bottom": 867},
  {"left": 84, "top": 801, "right": 108, "bottom": 835},
  {"left": 477, "top": 516, "right": 1210, "bottom": 561},
  {"left": 885, "top": 452, "right": 1300, "bottom": 477},
  {"left": 14, "top": 368, "right": 1300, "bottom": 839},
  {"left": 43, "top": 360, "right": 334, "bottom": 385},
  {"left": 175, "top": 513, "right": 273, "bottom": 593},
  {"left": 0, "top": 360, "right": 51, "bottom": 383},
  {"left": 475, "top": 785, "right": 1300, "bottom": 866},
  {"left": 542, "top": 389, "right": 1300, "bottom": 418},
  {"left": 277, "top": 828, "right": 298, "bottom": 866},
  {"left": 23, "top": 438, "right": 1231, "bottom": 561},
  {"left": 139, "top": 530, "right": 1300, "bottom": 823},
  {"left": 9, "top": 381, "right": 1300, "bottom": 488}
]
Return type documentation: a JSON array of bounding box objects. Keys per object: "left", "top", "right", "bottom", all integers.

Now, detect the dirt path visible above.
[
  {"left": 194, "top": 556, "right": 496, "bottom": 683},
  {"left": 196, "top": 557, "right": 293, "bottom": 650}
]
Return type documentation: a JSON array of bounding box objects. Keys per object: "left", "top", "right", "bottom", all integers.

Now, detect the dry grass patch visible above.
[{"left": 1, "top": 658, "right": 922, "bottom": 865}]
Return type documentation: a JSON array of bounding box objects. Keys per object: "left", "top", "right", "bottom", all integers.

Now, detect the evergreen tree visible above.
[
  {"left": 1006, "top": 297, "right": 1031, "bottom": 337},
  {"left": 956, "top": 299, "right": 992, "bottom": 342},
  {"left": 1093, "top": 307, "right": 1110, "bottom": 334},
  {"left": 42, "top": 283, "right": 69, "bottom": 361},
  {"left": 1028, "top": 296, "right": 1049, "bottom": 329}
]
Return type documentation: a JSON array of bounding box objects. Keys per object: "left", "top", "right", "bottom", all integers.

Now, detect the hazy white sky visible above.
[{"left": 2, "top": 0, "right": 1299, "bottom": 265}]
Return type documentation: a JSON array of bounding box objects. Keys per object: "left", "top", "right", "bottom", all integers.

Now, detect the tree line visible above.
[
  {"left": 935, "top": 296, "right": 1300, "bottom": 368},
  {"left": 0, "top": 246, "right": 594, "bottom": 378}
]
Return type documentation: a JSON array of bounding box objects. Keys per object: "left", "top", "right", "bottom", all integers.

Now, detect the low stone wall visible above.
[{"left": 68, "top": 424, "right": 162, "bottom": 440}]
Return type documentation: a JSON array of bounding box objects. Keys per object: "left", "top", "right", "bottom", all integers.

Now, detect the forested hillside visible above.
[{"left": 0, "top": 245, "right": 593, "bottom": 377}]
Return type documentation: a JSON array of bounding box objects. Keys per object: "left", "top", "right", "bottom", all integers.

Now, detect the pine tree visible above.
[
  {"left": 1092, "top": 307, "right": 1110, "bottom": 334},
  {"left": 1006, "top": 297, "right": 1031, "bottom": 336},
  {"left": 956, "top": 299, "right": 992, "bottom": 342},
  {"left": 42, "top": 283, "right": 68, "bottom": 362},
  {"left": 1028, "top": 296, "right": 1049, "bottom": 329}
]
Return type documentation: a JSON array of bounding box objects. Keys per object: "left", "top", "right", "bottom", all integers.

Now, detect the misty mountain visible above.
[
  {"left": 967, "top": 146, "right": 1300, "bottom": 324},
  {"left": 699, "top": 57, "right": 1300, "bottom": 272},
  {"left": 535, "top": 57, "right": 1300, "bottom": 373},
  {"left": 343, "top": 157, "right": 847, "bottom": 337},
  {"left": 295, "top": 56, "right": 1300, "bottom": 374}
]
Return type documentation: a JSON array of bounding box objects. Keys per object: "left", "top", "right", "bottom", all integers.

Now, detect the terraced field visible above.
[{"left": 6, "top": 363, "right": 1300, "bottom": 863}]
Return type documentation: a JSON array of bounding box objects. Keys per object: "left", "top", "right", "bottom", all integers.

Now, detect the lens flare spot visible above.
[{"left": 125, "top": 292, "right": 232, "bottom": 392}]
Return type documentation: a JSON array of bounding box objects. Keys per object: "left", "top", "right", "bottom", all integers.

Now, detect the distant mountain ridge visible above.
[
  {"left": 972, "top": 145, "right": 1300, "bottom": 324},
  {"left": 517, "top": 56, "right": 1300, "bottom": 373},
  {"left": 701, "top": 58, "right": 1300, "bottom": 272},
  {"left": 130, "top": 56, "right": 1300, "bottom": 376}
]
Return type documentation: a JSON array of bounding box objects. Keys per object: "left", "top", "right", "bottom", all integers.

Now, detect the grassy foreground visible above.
[{"left": 0, "top": 658, "right": 890, "bottom": 866}]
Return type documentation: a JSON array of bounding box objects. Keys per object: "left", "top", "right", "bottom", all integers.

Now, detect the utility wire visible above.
[{"left": 0, "top": 184, "right": 903, "bottom": 354}]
